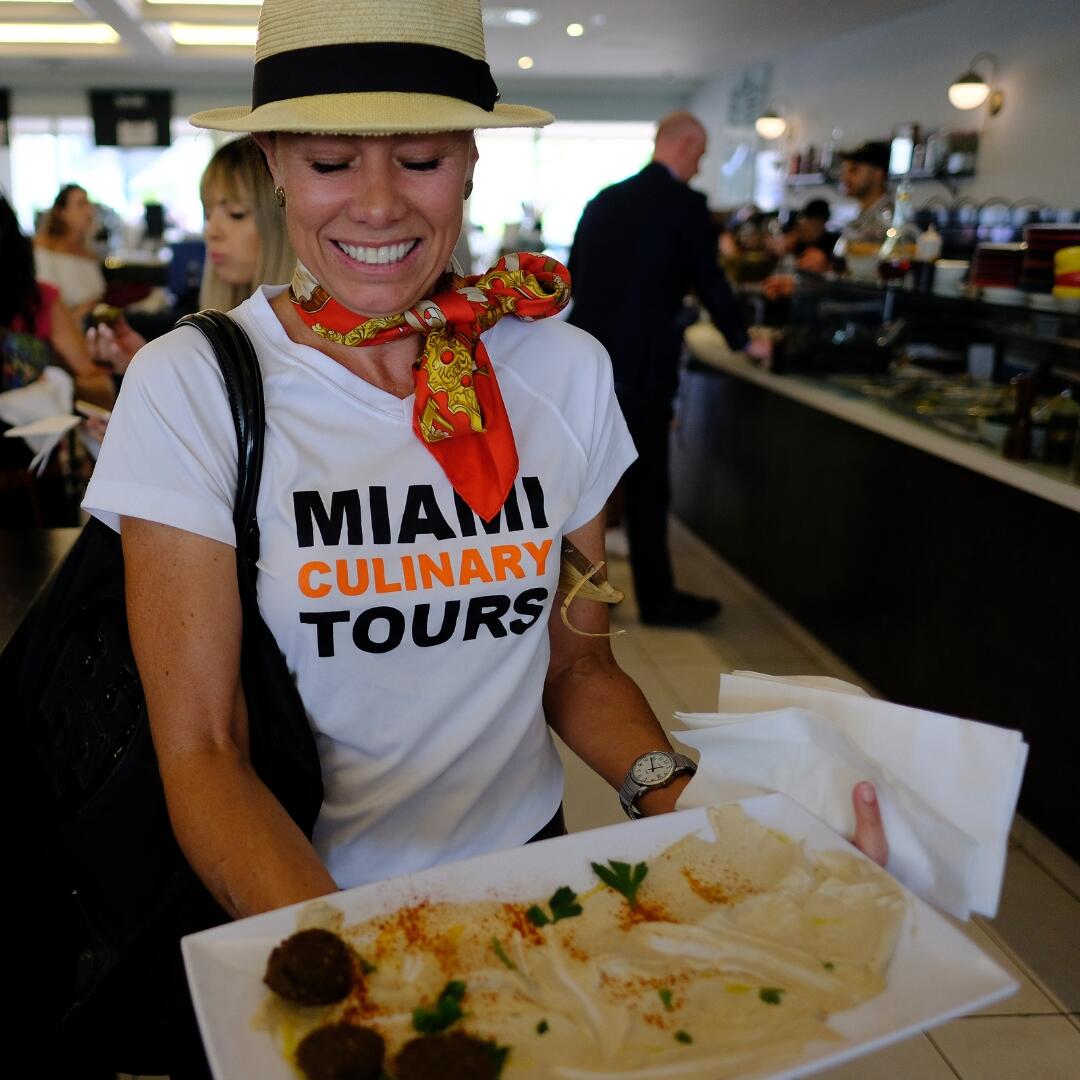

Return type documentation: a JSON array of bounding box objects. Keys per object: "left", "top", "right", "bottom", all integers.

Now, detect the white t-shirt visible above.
[
  {"left": 33, "top": 247, "right": 107, "bottom": 309},
  {"left": 83, "top": 286, "right": 635, "bottom": 888}
]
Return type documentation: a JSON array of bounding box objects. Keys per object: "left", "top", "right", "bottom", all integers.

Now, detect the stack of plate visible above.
[
  {"left": 1020, "top": 223, "right": 1080, "bottom": 293},
  {"left": 971, "top": 243, "right": 1026, "bottom": 287}
]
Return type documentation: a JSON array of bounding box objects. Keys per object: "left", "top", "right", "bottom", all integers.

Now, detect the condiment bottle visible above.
[
  {"left": 912, "top": 224, "right": 943, "bottom": 292},
  {"left": 1002, "top": 374, "right": 1034, "bottom": 461}
]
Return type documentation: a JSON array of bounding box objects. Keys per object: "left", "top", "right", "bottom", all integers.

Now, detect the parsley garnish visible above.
[
  {"left": 412, "top": 980, "right": 466, "bottom": 1034},
  {"left": 536, "top": 1019, "right": 549, "bottom": 1035},
  {"left": 674, "top": 1030, "right": 693, "bottom": 1044},
  {"left": 360, "top": 958, "right": 377, "bottom": 975},
  {"left": 526, "top": 885, "right": 583, "bottom": 927},
  {"left": 591, "top": 860, "right": 649, "bottom": 907},
  {"left": 491, "top": 937, "right": 517, "bottom": 971},
  {"left": 759, "top": 987, "right": 785, "bottom": 1005},
  {"left": 658, "top": 987, "right": 674, "bottom": 1011},
  {"left": 823, "top": 961, "right": 835, "bottom": 971}
]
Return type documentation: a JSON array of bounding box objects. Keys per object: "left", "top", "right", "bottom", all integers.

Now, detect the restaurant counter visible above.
[
  {"left": 674, "top": 323, "right": 1080, "bottom": 859},
  {"left": 0, "top": 528, "right": 79, "bottom": 651}
]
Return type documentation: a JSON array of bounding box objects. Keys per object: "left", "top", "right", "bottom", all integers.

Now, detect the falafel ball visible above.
[
  {"left": 394, "top": 1031, "right": 504, "bottom": 1080},
  {"left": 295, "top": 1023, "right": 385, "bottom": 1080},
  {"left": 263, "top": 928, "right": 353, "bottom": 1005}
]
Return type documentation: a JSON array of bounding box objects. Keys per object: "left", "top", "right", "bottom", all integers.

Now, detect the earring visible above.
[
  {"left": 463, "top": 179, "right": 474, "bottom": 201},
  {"left": 274, "top": 186, "right": 286, "bottom": 208}
]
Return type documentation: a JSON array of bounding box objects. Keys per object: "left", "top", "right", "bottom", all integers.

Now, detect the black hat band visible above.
[{"left": 252, "top": 42, "right": 500, "bottom": 113}]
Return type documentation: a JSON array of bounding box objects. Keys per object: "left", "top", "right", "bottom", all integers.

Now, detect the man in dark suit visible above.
[{"left": 569, "top": 112, "right": 764, "bottom": 626}]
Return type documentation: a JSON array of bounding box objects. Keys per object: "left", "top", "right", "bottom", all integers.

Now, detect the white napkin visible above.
[
  {"left": 0, "top": 367, "right": 77, "bottom": 474},
  {"left": 674, "top": 672, "right": 1028, "bottom": 920}
]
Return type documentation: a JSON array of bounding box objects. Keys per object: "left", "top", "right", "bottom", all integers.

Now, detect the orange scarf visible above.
[{"left": 290, "top": 253, "right": 570, "bottom": 521}]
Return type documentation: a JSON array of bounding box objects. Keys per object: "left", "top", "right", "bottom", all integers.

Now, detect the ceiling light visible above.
[
  {"left": 517, "top": 55, "right": 534, "bottom": 70},
  {"left": 483, "top": 7, "right": 540, "bottom": 27},
  {"left": 566, "top": 22, "right": 584, "bottom": 37},
  {"left": 948, "top": 52, "right": 1004, "bottom": 114},
  {"left": 0, "top": 22, "right": 119, "bottom": 43},
  {"left": 755, "top": 110, "right": 787, "bottom": 140},
  {"left": 169, "top": 22, "right": 257, "bottom": 46}
]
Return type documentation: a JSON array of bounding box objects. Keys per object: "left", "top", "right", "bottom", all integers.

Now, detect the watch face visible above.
[{"left": 631, "top": 752, "right": 676, "bottom": 787}]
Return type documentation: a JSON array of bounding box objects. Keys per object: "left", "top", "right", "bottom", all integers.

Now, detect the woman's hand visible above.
[
  {"left": 86, "top": 316, "right": 145, "bottom": 374},
  {"left": 851, "top": 781, "right": 888, "bottom": 866}
]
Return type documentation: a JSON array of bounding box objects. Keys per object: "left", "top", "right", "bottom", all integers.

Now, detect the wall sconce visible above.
[
  {"left": 755, "top": 108, "right": 787, "bottom": 140},
  {"left": 948, "top": 53, "right": 1005, "bottom": 115}
]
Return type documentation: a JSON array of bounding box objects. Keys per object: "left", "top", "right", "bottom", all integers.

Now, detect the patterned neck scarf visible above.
[{"left": 289, "top": 253, "right": 570, "bottom": 521}]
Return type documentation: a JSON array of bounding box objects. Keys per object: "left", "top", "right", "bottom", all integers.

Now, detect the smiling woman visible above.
[{"left": 63, "top": 2, "right": 891, "bottom": 1078}]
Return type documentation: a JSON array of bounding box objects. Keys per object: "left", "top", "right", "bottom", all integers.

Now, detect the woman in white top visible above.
[
  {"left": 82, "top": 1, "right": 886, "bottom": 1073},
  {"left": 33, "top": 183, "right": 107, "bottom": 321}
]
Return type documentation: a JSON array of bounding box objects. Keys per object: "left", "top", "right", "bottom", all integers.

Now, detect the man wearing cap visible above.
[
  {"left": 835, "top": 140, "right": 893, "bottom": 256},
  {"left": 568, "top": 111, "right": 764, "bottom": 627}
]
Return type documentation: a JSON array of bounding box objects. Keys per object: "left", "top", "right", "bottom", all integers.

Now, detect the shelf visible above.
[{"left": 783, "top": 170, "right": 976, "bottom": 190}]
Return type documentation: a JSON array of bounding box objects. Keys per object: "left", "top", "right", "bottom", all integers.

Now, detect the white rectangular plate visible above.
[{"left": 182, "top": 794, "right": 1017, "bottom": 1079}]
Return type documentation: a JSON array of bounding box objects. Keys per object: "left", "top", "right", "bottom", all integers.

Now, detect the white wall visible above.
[{"left": 690, "top": 0, "right": 1080, "bottom": 209}]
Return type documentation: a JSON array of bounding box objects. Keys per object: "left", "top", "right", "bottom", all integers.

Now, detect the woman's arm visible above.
[
  {"left": 47, "top": 294, "right": 115, "bottom": 408},
  {"left": 122, "top": 516, "right": 337, "bottom": 917},
  {"left": 543, "top": 510, "right": 690, "bottom": 816},
  {"left": 543, "top": 511, "right": 888, "bottom": 863}
]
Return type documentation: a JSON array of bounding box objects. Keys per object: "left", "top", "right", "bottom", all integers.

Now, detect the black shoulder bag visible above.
[{"left": 6, "top": 311, "right": 322, "bottom": 1074}]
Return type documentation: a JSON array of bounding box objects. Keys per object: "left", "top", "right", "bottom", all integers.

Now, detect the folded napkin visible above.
[
  {"left": 0, "top": 367, "right": 76, "bottom": 475},
  {"left": 674, "top": 672, "right": 1028, "bottom": 920}
]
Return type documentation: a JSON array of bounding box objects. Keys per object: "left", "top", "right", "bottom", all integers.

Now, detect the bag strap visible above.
[{"left": 176, "top": 311, "right": 264, "bottom": 575}]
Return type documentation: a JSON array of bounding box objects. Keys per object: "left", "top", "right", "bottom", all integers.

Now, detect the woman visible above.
[
  {"left": 1, "top": 193, "right": 114, "bottom": 407},
  {"left": 82, "top": 0, "right": 885, "bottom": 1072},
  {"left": 88, "top": 135, "right": 296, "bottom": 371},
  {"left": 33, "top": 183, "right": 107, "bottom": 321}
]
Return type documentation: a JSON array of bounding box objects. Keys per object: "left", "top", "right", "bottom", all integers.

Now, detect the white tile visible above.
[
  {"left": 982, "top": 848, "right": 1080, "bottom": 1012},
  {"left": 954, "top": 918, "right": 1062, "bottom": 1015},
  {"left": 928, "top": 1015, "right": 1080, "bottom": 1079},
  {"left": 809, "top": 1033, "right": 956, "bottom": 1079}
]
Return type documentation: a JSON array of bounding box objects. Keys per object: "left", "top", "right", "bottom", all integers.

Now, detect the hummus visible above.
[{"left": 260, "top": 805, "right": 906, "bottom": 1078}]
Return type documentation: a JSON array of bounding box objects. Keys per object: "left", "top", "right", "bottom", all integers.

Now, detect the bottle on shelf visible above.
[
  {"left": 1002, "top": 374, "right": 1035, "bottom": 461},
  {"left": 877, "top": 179, "right": 920, "bottom": 286},
  {"left": 1040, "top": 390, "right": 1080, "bottom": 466},
  {"left": 911, "top": 223, "right": 943, "bottom": 292}
]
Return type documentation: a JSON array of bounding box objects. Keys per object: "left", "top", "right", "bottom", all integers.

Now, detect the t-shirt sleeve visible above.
[
  {"left": 562, "top": 330, "right": 637, "bottom": 535},
  {"left": 81, "top": 325, "right": 239, "bottom": 545}
]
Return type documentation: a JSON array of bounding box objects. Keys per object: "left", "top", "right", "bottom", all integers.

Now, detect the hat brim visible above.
[{"left": 190, "top": 92, "right": 552, "bottom": 134}]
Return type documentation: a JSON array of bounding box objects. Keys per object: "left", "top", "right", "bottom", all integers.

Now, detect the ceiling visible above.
[{"left": 1, "top": 0, "right": 950, "bottom": 92}]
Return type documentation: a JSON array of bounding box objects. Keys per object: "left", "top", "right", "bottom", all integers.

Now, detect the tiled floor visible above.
[
  {"left": 125, "top": 519, "right": 1080, "bottom": 1080},
  {"left": 555, "top": 519, "right": 1080, "bottom": 1080}
]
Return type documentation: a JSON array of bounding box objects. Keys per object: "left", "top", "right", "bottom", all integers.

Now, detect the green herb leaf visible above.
[
  {"left": 658, "top": 987, "right": 674, "bottom": 1012},
  {"left": 527, "top": 886, "right": 582, "bottom": 927},
  {"left": 674, "top": 1030, "right": 693, "bottom": 1044},
  {"left": 548, "top": 885, "right": 583, "bottom": 923},
  {"left": 591, "top": 859, "right": 649, "bottom": 907},
  {"left": 759, "top": 987, "right": 785, "bottom": 1005},
  {"left": 360, "top": 958, "right": 377, "bottom": 975},
  {"left": 822, "top": 961, "right": 835, "bottom": 971},
  {"left": 526, "top": 904, "right": 550, "bottom": 927},
  {"left": 491, "top": 937, "right": 517, "bottom": 971},
  {"left": 412, "top": 980, "right": 467, "bottom": 1034},
  {"left": 536, "top": 1019, "right": 549, "bottom": 1035}
]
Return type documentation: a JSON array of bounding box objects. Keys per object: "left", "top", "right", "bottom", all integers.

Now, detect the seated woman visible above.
[
  {"left": 33, "top": 183, "right": 107, "bottom": 323},
  {"left": 1, "top": 193, "right": 114, "bottom": 406}
]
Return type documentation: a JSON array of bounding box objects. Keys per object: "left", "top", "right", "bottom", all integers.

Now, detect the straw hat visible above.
[{"left": 190, "top": 0, "right": 552, "bottom": 135}]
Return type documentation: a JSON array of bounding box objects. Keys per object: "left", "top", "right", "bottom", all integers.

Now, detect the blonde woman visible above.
[{"left": 89, "top": 136, "right": 295, "bottom": 370}]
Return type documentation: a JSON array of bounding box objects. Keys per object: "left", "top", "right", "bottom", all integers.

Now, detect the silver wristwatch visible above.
[{"left": 619, "top": 751, "right": 697, "bottom": 819}]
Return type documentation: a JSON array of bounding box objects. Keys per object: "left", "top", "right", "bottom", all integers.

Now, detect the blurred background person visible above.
[
  {"left": 785, "top": 198, "right": 838, "bottom": 272},
  {"left": 89, "top": 137, "right": 295, "bottom": 371},
  {"left": 833, "top": 141, "right": 892, "bottom": 259},
  {"left": 2, "top": 193, "right": 114, "bottom": 407},
  {"left": 569, "top": 111, "right": 767, "bottom": 627},
  {"left": 33, "top": 184, "right": 107, "bottom": 323}
]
